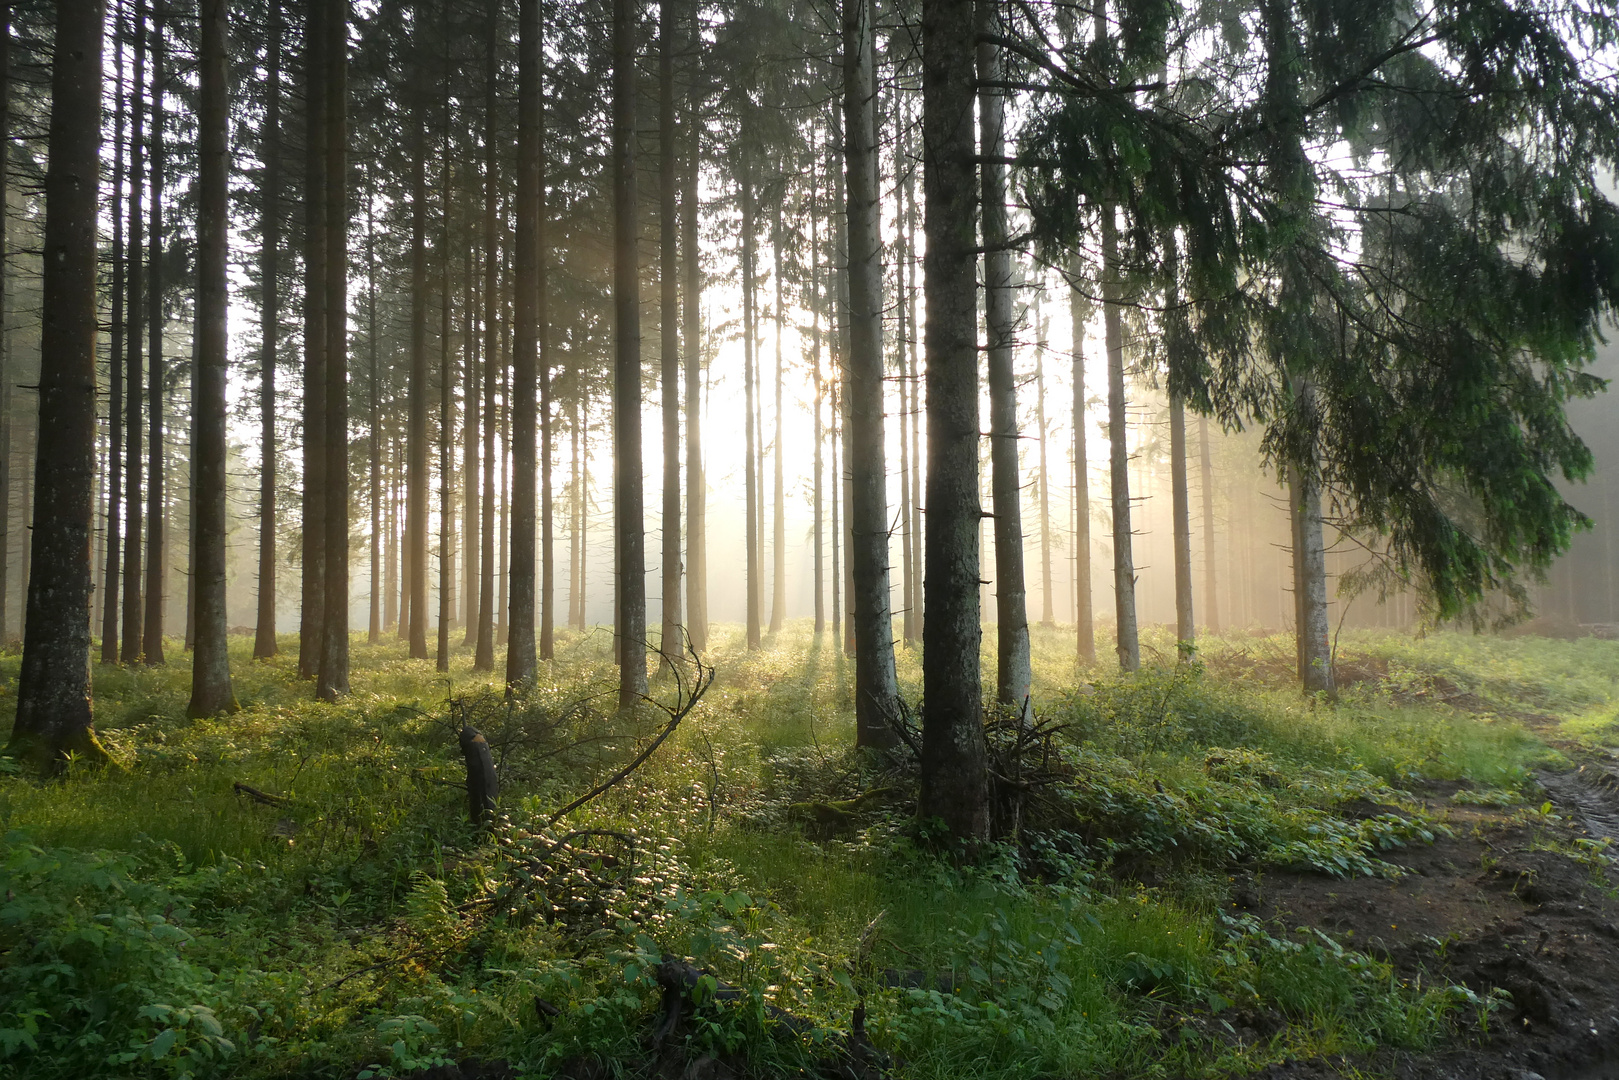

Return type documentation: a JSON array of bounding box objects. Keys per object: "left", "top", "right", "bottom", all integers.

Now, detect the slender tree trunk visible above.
[
  {"left": 1036, "top": 343, "right": 1054, "bottom": 628},
  {"left": 506, "top": 0, "right": 542, "bottom": 691},
  {"left": 811, "top": 147, "right": 824, "bottom": 636},
  {"left": 9, "top": 0, "right": 107, "bottom": 767},
  {"left": 978, "top": 7, "right": 1030, "bottom": 716},
  {"left": 367, "top": 168, "right": 381, "bottom": 644},
  {"left": 406, "top": 74, "right": 429, "bottom": 661},
  {"left": 577, "top": 387, "right": 589, "bottom": 628},
  {"left": 844, "top": 0, "right": 900, "bottom": 745},
  {"left": 1068, "top": 265, "right": 1093, "bottom": 661},
  {"left": 254, "top": 0, "right": 282, "bottom": 659},
  {"left": 740, "top": 149, "right": 760, "bottom": 651},
  {"left": 919, "top": 0, "right": 989, "bottom": 840},
  {"left": 299, "top": 0, "right": 326, "bottom": 677},
  {"left": 611, "top": 0, "right": 645, "bottom": 705},
  {"left": 143, "top": 10, "right": 165, "bottom": 666},
  {"left": 538, "top": 43, "right": 554, "bottom": 665},
  {"left": 895, "top": 112, "right": 913, "bottom": 647},
  {"left": 385, "top": 435, "right": 397, "bottom": 631},
  {"left": 1100, "top": 208, "right": 1137, "bottom": 672},
  {"left": 770, "top": 208, "right": 785, "bottom": 636},
  {"left": 830, "top": 372, "right": 841, "bottom": 638},
  {"left": 1170, "top": 394, "right": 1194, "bottom": 656},
  {"left": 1290, "top": 464, "right": 1332, "bottom": 691},
  {"left": 118, "top": 0, "right": 143, "bottom": 663},
  {"left": 436, "top": 114, "right": 453, "bottom": 674},
  {"left": 475, "top": 13, "right": 498, "bottom": 670},
  {"left": 568, "top": 388, "right": 580, "bottom": 629},
  {"left": 833, "top": 107, "right": 854, "bottom": 659},
  {"left": 187, "top": 0, "right": 237, "bottom": 716},
  {"left": 1199, "top": 414, "right": 1218, "bottom": 633},
  {"left": 497, "top": 304, "right": 509, "bottom": 646},
  {"left": 681, "top": 87, "right": 705, "bottom": 653},
  {"left": 318, "top": 0, "right": 349, "bottom": 699},
  {"left": 100, "top": 1, "right": 121, "bottom": 662},
  {"left": 657, "top": 0, "right": 681, "bottom": 665},
  {"left": 905, "top": 150, "right": 922, "bottom": 640},
  {"left": 462, "top": 210, "right": 480, "bottom": 645}
]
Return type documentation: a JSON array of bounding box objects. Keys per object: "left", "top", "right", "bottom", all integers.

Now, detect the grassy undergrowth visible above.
[{"left": 1, "top": 623, "right": 1604, "bottom": 1078}]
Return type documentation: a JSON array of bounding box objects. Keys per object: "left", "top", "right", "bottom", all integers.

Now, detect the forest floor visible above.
[{"left": 7, "top": 623, "right": 1619, "bottom": 1079}]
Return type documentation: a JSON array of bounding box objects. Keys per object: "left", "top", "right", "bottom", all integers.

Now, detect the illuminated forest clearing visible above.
[{"left": 8, "top": 626, "right": 1619, "bottom": 1079}]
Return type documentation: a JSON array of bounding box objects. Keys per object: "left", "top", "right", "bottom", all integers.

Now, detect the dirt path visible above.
[{"left": 1248, "top": 759, "right": 1619, "bottom": 1079}]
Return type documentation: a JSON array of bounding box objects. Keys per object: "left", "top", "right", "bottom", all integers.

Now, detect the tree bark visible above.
[
  {"left": 318, "top": 0, "right": 349, "bottom": 699},
  {"left": 811, "top": 146, "right": 824, "bottom": 636},
  {"left": 1036, "top": 345, "right": 1054, "bottom": 628},
  {"left": 920, "top": 0, "right": 989, "bottom": 840},
  {"left": 770, "top": 207, "right": 785, "bottom": 636},
  {"left": 506, "top": 0, "right": 541, "bottom": 692},
  {"left": 681, "top": 84, "right": 705, "bottom": 654},
  {"left": 121, "top": 0, "right": 144, "bottom": 666},
  {"left": 9, "top": 0, "right": 107, "bottom": 767},
  {"left": 978, "top": 6, "right": 1030, "bottom": 717},
  {"left": 367, "top": 166, "right": 381, "bottom": 644},
  {"left": 255, "top": 0, "right": 282, "bottom": 660},
  {"left": 1100, "top": 208, "right": 1137, "bottom": 672},
  {"left": 843, "top": 0, "right": 900, "bottom": 746},
  {"left": 187, "top": 0, "right": 237, "bottom": 717},
  {"left": 100, "top": 0, "right": 120, "bottom": 663},
  {"left": 657, "top": 0, "right": 681, "bottom": 666},
  {"left": 611, "top": 0, "right": 646, "bottom": 705},
  {"left": 406, "top": 62, "right": 429, "bottom": 661},
  {"left": 436, "top": 102, "right": 453, "bottom": 675},
  {"left": 143, "top": 9, "right": 165, "bottom": 666},
  {"left": 1068, "top": 263, "right": 1093, "bottom": 661},
  {"left": 475, "top": 7, "right": 498, "bottom": 670},
  {"left": 538, "top": 75, "right": 554, "bottom": 665},
  {"left": 740, "top": 148, "right": 760, "bottom": 651},
  {"left": 1170, "top": 394, "right": 1194, "bottom": 656},
  {"left": 299, "top": 0, "right": 326, "bottom": 677},
  {"left": 1199, "top": 414, "right": 1219, "bottom": 633}
]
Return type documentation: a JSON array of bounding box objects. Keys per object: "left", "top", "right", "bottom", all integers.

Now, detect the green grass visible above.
[{"left": 0, "top": 622, "right": 1587, "bottom": 1078}]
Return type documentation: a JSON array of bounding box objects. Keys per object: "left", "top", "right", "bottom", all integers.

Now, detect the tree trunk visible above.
[
  {"left": 905, "top": 145, "right": 922, "bottom": 640},
  {"left": 318, "top": 0, "right": 349, "bottom": 699},
  {"left": 770, "top": 207, "right": 785, "bottom": 636},
  {"left": 978, "top": 7, "right": 1030, "bottom": 717},
  {"left": 919, "top": 0, "right": 989, "bottom": 840},
  {"left": 1170, "top": 394, "right": 1194, "bottom": 656},
  {"left": 406, "top": 74, "right": 429, "bottom": 661},
  {"left": 187, "top": 0, "right": 237, "bottom": 717},
  {"left": 657, "top": 0, "right": 681, "bottom": 666},
  {"left": 1199, "top": 415, "right": 1219, "bottom": 633},
  {"left": 9, "top": 0, "right": 106, "bottom": 767},
  {"left": 254, "top": 0, "right": 282, "bottom": 660},
  {"left": 538, "top": 81, "right": 554, "bottom": 665},
  {"left": 568, "top": 387, "right": 580, "bottom": 628},
  {"left": 810, "top": 146, "right": 824, "bottom": 636},
  {"left": 843, "top": 0, "right": 900, "bottom": 746},
  {"left": 462, "top": 192, "right": 481, "bottom": 646},
  {"left": 367, "top": 167, "right": 381, "bottom": 644},
  {"left": 436, "top": 108, "right": 453, "bottom": 675},
  {"left": 1100, "top": 208, "right": 1137, "bottom": 672},
  {"left": 475, "top": 11, "right": 498, "bottom": 670},
  {"left": 506, "top": 0, "right": 541, "bottom": 692},
  {"left": 833, "top": 106, "right": 854, "bottom": 659},
  {"left": 830, "top": 372, "right": 841, "bottom": 638},
  {"left": 100, "top": 0, "right": 121, "bottom": 663},
  {"left": 1036, "top": 341, "right": 1054, "bottom": 628},
  {"left": 894, "top": 99, "right": 914, "bottom": 648},
  {"left": 1068, "top": 263, "right": 1093, "bottom": 661},
  {"left": 681, "top": 86, "right": 705, "bottom": 653},
  {"left": 1290, "top": 466, "right": 1332, "bottom": 692},
  {"left": 740, "top": 148, "right": 760, "bottom": 651},
  {"left": 143, "top": 11, "right": 165, "bottom": 666},
  {"left": 299, "top": 0, "right": 326, "bottom": 677},
  {"left": 611, "top": 0, "right": 646, "bottom": 706}
]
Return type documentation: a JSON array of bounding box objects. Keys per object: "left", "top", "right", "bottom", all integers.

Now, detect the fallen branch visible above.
[{"left": 232, "top": 782, "right": 289, "bottom": 807}]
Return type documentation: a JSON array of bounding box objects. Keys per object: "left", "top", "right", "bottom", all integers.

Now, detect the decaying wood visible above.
[{"left": 460, "top": 724, "right": 499, "bottom": 828}]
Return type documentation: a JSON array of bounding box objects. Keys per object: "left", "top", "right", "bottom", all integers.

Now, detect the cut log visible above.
[{"left": 459, "top": 725, "right": 498, "bottom": 828}]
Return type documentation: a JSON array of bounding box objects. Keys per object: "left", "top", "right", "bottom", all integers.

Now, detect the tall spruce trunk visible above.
[
  {"left": 298, "top": 0, "right": 326, "bottom": 677},
  {"left": 1169, "top": 395, "right": 1194, "bottom": 655},
  {"left": 405, "top": 86, "right": 429, "bottom": 660},
  {"left": 1068, "top": 264, "right": 1093, "bottom": 661},
  {"left": 122, "top": 0, "right": 144, "bottom": 667},
  {"left": 462, "top": 166, "right": 482, "bottom": 646},
  {"left": 1036, "top": 348, "right": 1054, "bottom": 627},
  {"left": 507, "top": 0, "right": 542, "bottom": 691},
  {"left": 657, "top": 0, "right": 681, "bottom": 664},
  {"left": 770, "top": 210, "right": 785, "bottom": 636},
  {"left": 100, "top": 3, "right": 121, "bottom": 662},
  {"left": 367, "top": 169, "right": 381, "bottom": 643},
  {"left": 187, "top": 0, "right": 236, "bottom": 716},
  {"left": 1290, "top": 464, "right": 1332, "bottom": 691},
  {"left": 611, "top": 0, "right": 646, "bottom": 705},
  {"left": 538, "top": 85, "right": 554, "bottom": 665},
  {"left": 844, "top": 0, "right": 900, "bottom": 746},
  {"left": 833, "top": 107, "right": 854, "bottom": 658},
  {"left": 919, "top": 0, "right": 990, "bottom": 840},
  {"left": 740, "top": 149, "right": 760, "bottom": 651},
  {"left": 318, "top": 0, "right": 349, "bottom": 699},
  {"left": 978, "top": 7, "right": 1031, "bottom": 717},
  {"left": 905, "top": 151, "right": 922, "bottom": 639},
  {"left": 1198, "top": 415, "right": 1219, "bottom": 632},
  {"left": 1100, "top": 208, "right": 1137, "bottom": 671},
  {"left": 475, "top": 5, "right": 498, "bottom": 670},
  {"left": 9, "top": 0, "right": 106, "bottom": 766},
  {"left": 254, "top": 0, "right": 282, "bottom": 659},
  {"left": 811, "top": 149, "right": 824, "bottom": 635},
  {"left": 681, "top": 89, "right": 706, "bottom": 653},
  {"left": 143, "top": 11, "right": 165, "bottom": 666},
  {"left": 436, "top": 131, "right": 453, "bottom": 674}
]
